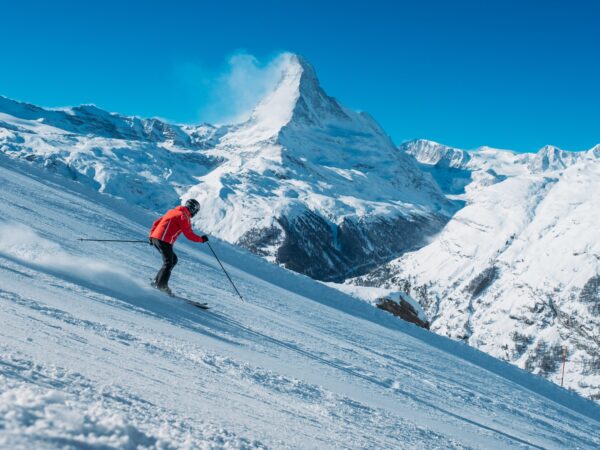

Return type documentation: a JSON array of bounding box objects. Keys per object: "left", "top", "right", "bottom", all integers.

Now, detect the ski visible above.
[
  {"left": 175, "top": 296, "right": 210, "bottom": 310},
  {"left": 150, "top": 282, "right": 211, "bottom": 309}
]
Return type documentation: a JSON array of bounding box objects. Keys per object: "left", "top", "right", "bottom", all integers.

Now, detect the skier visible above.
[{"left": 149, "top": 199, "right": 208, "bottom": 296}]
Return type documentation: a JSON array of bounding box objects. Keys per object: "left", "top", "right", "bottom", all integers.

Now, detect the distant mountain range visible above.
[{"left": 1, "top": 53, "right": 598, "bottom": 400}]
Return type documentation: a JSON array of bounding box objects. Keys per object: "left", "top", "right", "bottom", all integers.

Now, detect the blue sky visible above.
[{"left": 1, "top": 0, "right": 598, "bottom": 151}]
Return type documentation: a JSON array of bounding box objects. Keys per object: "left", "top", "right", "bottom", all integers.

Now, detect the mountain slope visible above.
[
  {"left": 2, "top": 147, "right": 600, "bottom": 448},
  {"left": 352, "top": 140, "right": 600, "bottom": 399}
]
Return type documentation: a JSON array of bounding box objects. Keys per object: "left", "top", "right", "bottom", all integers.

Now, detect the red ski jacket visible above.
[{"left": 149, "top": 206, "right": 206, "bottom": 245}]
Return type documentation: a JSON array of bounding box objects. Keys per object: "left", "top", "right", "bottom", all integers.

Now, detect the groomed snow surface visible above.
[{"left": 1, "top": 156, "right": 600, "bottom": 449}]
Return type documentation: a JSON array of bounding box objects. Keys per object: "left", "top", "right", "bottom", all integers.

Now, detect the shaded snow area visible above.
[{"left": 1, "top": 154, "right": 600, "bottom": 448}]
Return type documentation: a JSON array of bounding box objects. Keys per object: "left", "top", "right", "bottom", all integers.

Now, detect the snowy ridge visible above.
[
  {"left": 0, "top": 95, "right": 218, "bottom": 147},
  {"left": 0, "top": 96, "right": 222, "bottom": 211},
  {"left": 354, "top": 139, "right": 600, "bottom": 400},
  {"left": 402, "top": 139, "right": 600, "bottom": 181},
  {"left": 2, "top": 146, "right": 600, "bottom": 448}
]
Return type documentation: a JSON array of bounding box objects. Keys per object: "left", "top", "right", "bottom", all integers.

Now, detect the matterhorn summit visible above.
[
  {"left": 188, "top": 53, "right": 454, "bottom": 280},
  {"left": 230, "top": 54, "right": 347, "bottom": 139}
]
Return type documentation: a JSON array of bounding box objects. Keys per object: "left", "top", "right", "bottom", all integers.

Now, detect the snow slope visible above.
[
  {"left": 353, "top": 139, "right": 600, "bottom": 400},
  {"left": 2, "top": 148, "right": 600, "bottom": 448}
]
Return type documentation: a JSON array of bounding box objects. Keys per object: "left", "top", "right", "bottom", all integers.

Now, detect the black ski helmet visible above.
[{"left": 185, "top": 198, "right": 200, "bottom": 217}]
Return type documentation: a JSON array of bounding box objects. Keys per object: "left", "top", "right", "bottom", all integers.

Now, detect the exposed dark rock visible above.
[
  {"left": 237, "top": 209, "right": 448, "bottom": 282},
  {"left": 349, "top": 271, "right": 438, "bottom": 318},
  {"left": 524, "top": 341, "right": 564, "bottom": 376},
  {"left": 579, "top": 275, "right": 600, "bottom": 315},
  {"left": 510, "top": 332, "right": 534, "bottom": 359},
  {"left": 464, "top": 267, "right": 498, "bottom": 299},
  {"left": 238, "top": 225, "right": 284, "bottom": 257},
  {"left": 376, "top": 297, "right": 430, "bottom": 329}
]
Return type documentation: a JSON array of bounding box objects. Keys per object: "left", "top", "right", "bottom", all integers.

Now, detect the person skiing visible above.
[{"left": 149, "top": 199, "right": 208, "bottom": 296}]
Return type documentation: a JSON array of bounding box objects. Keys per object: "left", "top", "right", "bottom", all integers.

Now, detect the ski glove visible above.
[
  {"left": 199, "top": 235, "right": 209, "bottom": 243},
  {"left": 148, "top": 237, "right": 153, "bottom": 246}
]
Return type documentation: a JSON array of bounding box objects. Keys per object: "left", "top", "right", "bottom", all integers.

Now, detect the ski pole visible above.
[
  {"left": 77, "top": 239, "right": 148, "bottom": 243},
  {"left": 206, "top": 241, "right": 244, "bottom": 302}
]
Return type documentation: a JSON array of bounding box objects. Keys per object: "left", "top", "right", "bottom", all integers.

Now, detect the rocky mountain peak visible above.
[
  {"left": 529, "top": 144, "right": 578, "bottom": 172},
  {"left": 400, "top": 139, "right": 471, "bottom": 169},
  {"left": 238, "top": 53, "right": 349, "bottom": 140}
]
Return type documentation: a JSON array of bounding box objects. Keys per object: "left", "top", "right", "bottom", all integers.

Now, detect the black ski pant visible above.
[{"left": 151, "top": 238, "right": 178, "bottom": 288}]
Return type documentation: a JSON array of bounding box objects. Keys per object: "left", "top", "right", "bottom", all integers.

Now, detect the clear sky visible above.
[{"left": 1, "top": 0, "right": 598, "bottom": 151}]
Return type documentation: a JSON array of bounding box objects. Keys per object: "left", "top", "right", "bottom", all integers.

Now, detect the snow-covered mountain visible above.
[
  {"left": 0, "top": 54, "right": 452, "bottom": 282},
  {"left": 351, "top": 139, "right": 600, "bottom": 400},
  {"left": 2, "top": 141, "right": 600, "bottom": 448},
  {"left": 0, "top": 95, "right": 222, "bottom": 210},
  {"left": 188, "top": 55, "right": 453, "bottom": 281},
  {"left": 2, "top": 54, "right": 599, "bottom": 401}
]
